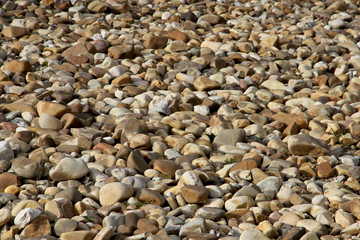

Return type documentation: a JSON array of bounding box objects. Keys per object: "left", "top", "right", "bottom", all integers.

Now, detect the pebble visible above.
[{"left": 0, "top": 0, "right": 358, "bottom": 239}]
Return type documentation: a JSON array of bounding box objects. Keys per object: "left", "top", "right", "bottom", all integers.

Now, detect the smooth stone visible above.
[
  {"left": 11, "top": 157, "right": 39, "bottom": 178},
  {"left": 288, "top": 134, "right": 330, "bottom": 157},
  {"left": 39, "top": 113, "right": 62, "bottom": 130},
  {"left": 99, "top": 182, "right": 134, "bottom": 206},
  {"left": 49, "top": 157, "right": 89, "bottom": 181},
  {"left": 0, "top": 141, "right": 14, "bottom": 161},
  {"left": 14, "top": 208, "right": 43, "bottom": 228}
]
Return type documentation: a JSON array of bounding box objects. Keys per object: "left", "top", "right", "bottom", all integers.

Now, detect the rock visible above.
[
  {"left": 257, "top": 177, "right": 282, "bottom": 197},
  {"left": 148, "top": 96, "right": 171, "bottom": 115},
  {"left": 165, "top": 40, "right": 189, "bottom": 52},
  {"left": 260, "top": 35, "right": 279, "bottom": 48},
  {"left": 108, "top": 45, "right": 134, "bottom": 59},
  {"left": 213, "top": 129, "right": 246, "bottom": 148},
  {"left": 88, "top": 1, "right": 107, "bottom": 13},
  {"left": 14, "top": 208, "right": 43, "bottom": 228},
  {"left": 144, "top": 35, "right": 168, "bottom": 49},
  {"left": 179, "top": 218, "right": 206, "bottom": 239},
  {"left": 0, "top": 172, "right": 20, "bottom": 192},
  {"left": 11, "top": 157, "right": 39, "bottom": 178},
  {"left": 0, "top": 141, "right": 14, "bottom": 161},
  {"left": 62, "top": 42, "right": 97, "bottom": 58},
  {"left": 37, "top": 101, "right": 70, "bottom": 118},
  {"left": 153, "top": 160, "right": 179, "bottom": 178},
  {"left": 127, "top": 150, "right": 150, "bottom": 174},
  {"left": 54, "top": 218, "right": 78, "bottom": 236},
  {"left": 99, "top": 182, "right": 134, "bottom": 206},
  {"left": 2, "top": 26, "right": 28, "bottom": 38},
  {"left": 5, "top": 60, "right": 32, "bottom": 73},
  {"left": 317, "top": 162, "right": 334, "bottom": 178},
  {"left": 195, "top": 207, "right": 225, "bottom": 221},
  {"left": 135, "top": 188, "right": 165, "bottom": 206},
  {"left": 193, "top": 76, "right": 221, "bottom": 91},
  {"left": 240, "top": 229, "right": 270, "bottom": 240},
  {"left": 288, "top": 134, "right": 330, "bottom": 157},
  {"left": 296, "top": 219, "right": 324, "bottom": 235},
  {"left": 168, "top": 30, "right": 189, "bottom": 42},
  {"left": 39, "top": 113, "right": 63, "bottom": 130},
  {"left": 0, "top": 208, "right": 11, "bottom": 226},
  {"left": 60, "top": 231, "right": 96, "bottom": 240},
  {"left": 225, "top": 196, "right": 255, "bottom": 211},
  {"left": 49, "top": 158, "right": 89, "bottom": 181},
  {"left": 181, "top": 185, "right": 208, "bottom": 204},
  {"left": 20, "top": 214, "right": 51, "bottom": 238}
]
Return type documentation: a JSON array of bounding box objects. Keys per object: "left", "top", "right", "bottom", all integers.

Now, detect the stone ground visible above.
[{"left": 1, "top": 0, "right": 360, "bottom": 239}]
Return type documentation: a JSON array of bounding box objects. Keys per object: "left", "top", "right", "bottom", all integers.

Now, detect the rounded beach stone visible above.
[{"left": 99, "top": 182, "right": 134, "bottom": 206}]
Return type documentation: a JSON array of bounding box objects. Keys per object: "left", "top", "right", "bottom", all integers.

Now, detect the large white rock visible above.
[{"left": 49, "top": 157, "right": 89, "bottom": 181}]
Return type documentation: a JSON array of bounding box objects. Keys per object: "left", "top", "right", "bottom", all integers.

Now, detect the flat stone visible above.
[
  {"left": 11, "top": 157, "right": 39, "bottom": 179},
  {"left": 5, "top": 60, "right": 32, "bottom": 73},
  {"left": 2, "top": 26, "right": 29, "bottom": 38},
  {"left": 288, "top": 134, "right": 330, "bottom": 157},
  {"left": 60, "top": 231, "right": 96, "bottom": 240}
]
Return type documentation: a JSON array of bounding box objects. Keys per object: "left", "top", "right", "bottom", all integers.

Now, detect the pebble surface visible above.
[{"left": 0, "top": 0, "right": 360, "bottom": 240}]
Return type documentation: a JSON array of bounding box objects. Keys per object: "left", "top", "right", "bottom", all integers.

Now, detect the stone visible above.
[
  {"left": 93, "top": 226, "right": 115, "bottom": 240},
  {"left": 181, "top": 185, "right": 208, "bottom": 204},
  {"left": 144, "top": 35, "right": 168, "bottom": 49},
  {"left": 37, "top": 101, "right": 70, "bottom": 118},
  {"left": 62, "top": 42, "right": 97, "bottom": 58},
  {"left": 2, "top": 26, "right": 28, "bottom": 38},
  {"left": 11, "top": 157, "right": 39, "bottom": 179},
  {"left": 0, "top": 173, "right": 20, "bottom": 192},
  {"left": 257, "top": 177, "right": 282, "bottom": 196},
  {"left": 54, "top": 218, "right": 78, "bottom": 236},
  {"left": 168, "top": 30, "right": 189, "bottom": 42},
  {"left": 14, "top": 208, "right": 43, "bottom": 228},
  {"left": 317, "top": 162, "right": 334, "bottom": 178},
  {"left": 195, "top": 207, "right": 225, "bottom": 221},
  {"left": 88, "top": 1, "right": 107, "bottom": 13},
  {"left": 127, "top": 150, "right": 150, "bottom": 174},
  {"left": 99, "top": 182, "right": 134, "bottom": 206},
  {"left": 153, "top": 160, "right": 179, "bottom": 178},
  {"left": 5, "top": 60, "right": 32, "bottom": 73},
  {"left": 60, "top": 231, "right": 96, "bottom": 240},
  {"left": 39, "top": 113, "right": 62, "bottom": 130},
  {"left": 49, "top": 158, "right": 89, "bottom": 181},
  {"left": 0, "top": 208, "right": 11, "bottom": 226},
  {"left": 0, "top": 141, "right": 14, "bottom": 161},
  {"left": 260, "top": 35, "right": 279, "bottom": 48},
  {"left": 240, "top": 229, "right": 270, "bottom": 240},
  {"left": 108, "top": 45, "right": 134, "bottom": 59},
  {"left": 213, "top": 129, "right": 246, "bottom": 149},
  {"left": 20, "top": 214, "right": 51, "bottom": 238},
  {"left": 135, "top": 188, "right": 165, "bottom": 206},
  {"left": 288, "top": 134, "right": 330, "bottom": 157},
  {"left": 225, "top": 196, "right": 255, "bottom": 211},
  {"left": 193, "top": 76, "right": 221, "bottom": 91}
]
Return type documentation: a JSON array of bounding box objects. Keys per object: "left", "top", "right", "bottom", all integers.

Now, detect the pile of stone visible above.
[{"left": 0, "top": 0, "right": 360, "bottom": 239}]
